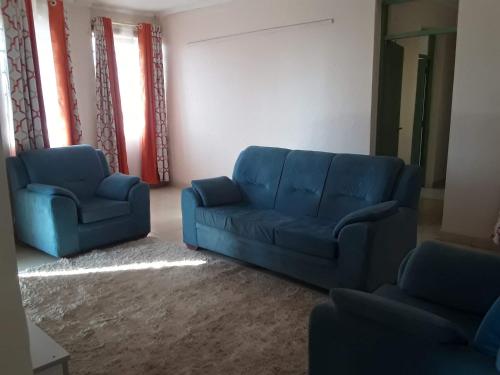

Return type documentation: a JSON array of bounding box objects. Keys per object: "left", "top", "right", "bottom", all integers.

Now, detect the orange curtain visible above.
[
  {"left": 47, "top": 0, "right": 81, "bottom": 145},
  {"left": 102, "top": 17, "right": 129, "bottom": 174},
  {"left": 138, "top": 23, "right": 159, "bottom": 184}
]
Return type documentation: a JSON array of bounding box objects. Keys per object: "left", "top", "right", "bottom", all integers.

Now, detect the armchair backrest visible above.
[
  {"left": 398, "top": 241, "right": 500, "bottom": 315},
  {"left": 7, "top": 145, "right": 110, "bottom": 199}
]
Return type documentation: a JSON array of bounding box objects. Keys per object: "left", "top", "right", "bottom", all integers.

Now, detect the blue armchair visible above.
[
  {"left": 6, "top": 145, "right": 150, "bottom": 257},
  {"left": 309, "top": 241, "right": 500, "bottom": 374}
]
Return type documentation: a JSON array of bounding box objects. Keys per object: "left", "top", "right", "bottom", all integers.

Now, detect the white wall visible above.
[
  {"left": 0, "top": 129, "right": 32, "bottom": 373},
  {"left": 442, "top": 0, "right": 500, "bottom": 239},
  {"left": 161, "top": 0, "right": 378, "bottom": 185}
]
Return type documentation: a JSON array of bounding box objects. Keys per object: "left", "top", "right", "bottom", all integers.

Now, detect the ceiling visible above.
[{"left": 75, "top": 0, "right": 233, "bottom": 15}]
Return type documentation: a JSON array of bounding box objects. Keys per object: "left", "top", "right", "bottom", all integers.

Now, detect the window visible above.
[{"left": 113, "top": 26, "right": 145, "bottom": 144}]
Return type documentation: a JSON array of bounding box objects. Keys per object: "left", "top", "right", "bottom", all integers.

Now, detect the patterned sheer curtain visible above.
[
  {"left": 47, "top": 0, "right": 81, "bottom": 145},
  {"left": 0, "top": 12, "right": 15, "bottom": 156},
  {"left": 1, "top": 0, "right": 49, "bottom": 153},
  {"left": 92, "top": 16, "right": 128, "bottom": 174},
  {"left": 138, "top": 23, "right": 169, "bottom": 184}
]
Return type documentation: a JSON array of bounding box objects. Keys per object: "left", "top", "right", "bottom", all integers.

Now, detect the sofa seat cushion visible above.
[
  {"left": 275, "top": 217, "right": 338, "bottom": 259},
  {"left": 79, "top": 197, "right": 131, "bottom": 224},
  {"left": 195, "top": 204, "right": 253, "bottom": 230},
  {"left": 226, "top": 209, "right": 293, "bottom": 244},
  {"left": 375, "top": 284, "right": 483, "bottom": 341}
]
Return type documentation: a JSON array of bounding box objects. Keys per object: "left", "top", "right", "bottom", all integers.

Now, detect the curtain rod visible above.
[{"left": 187, "top": 17, "right": 334, "bottom": 45}]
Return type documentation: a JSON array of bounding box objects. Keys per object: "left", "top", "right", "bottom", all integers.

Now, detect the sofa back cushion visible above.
[
  {"left": 232, "top": 146, "right": 289, "bottom": 209},
  {"left": 275, "top": 150, "right": 333, "bottom": 216},
  {"left": 318, "top": 154, "right": 404, "bottom": 222},
  {"left": 19, "top": 145, "right": 106, "bottom": 199}
]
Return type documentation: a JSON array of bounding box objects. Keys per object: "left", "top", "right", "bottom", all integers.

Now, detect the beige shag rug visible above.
[{"left": 19, "top": 237, "right": 327, "bottom": 375}]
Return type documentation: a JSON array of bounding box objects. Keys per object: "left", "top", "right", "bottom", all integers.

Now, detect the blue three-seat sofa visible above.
[{"left": 182, "top": 146, "right": 421, "bottom": 290}]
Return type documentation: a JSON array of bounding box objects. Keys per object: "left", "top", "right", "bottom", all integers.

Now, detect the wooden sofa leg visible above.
[{"left": 185, "top": 243, "right": 199, "bottom": 250}]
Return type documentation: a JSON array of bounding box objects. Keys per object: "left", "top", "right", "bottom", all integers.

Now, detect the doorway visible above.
[{"left": 375, "top": 0, "right": 458, "bottom": 234}]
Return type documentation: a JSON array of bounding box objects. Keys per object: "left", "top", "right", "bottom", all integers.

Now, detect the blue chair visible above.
[
  {"left": 309, "top": 241, "right": 500, "bottom": 375},
  {"left": 6, "top": 145, "right": 150, "bottom": 257},
  {"left": 182, "top": 146, "right": 421, "bottom": 290}
]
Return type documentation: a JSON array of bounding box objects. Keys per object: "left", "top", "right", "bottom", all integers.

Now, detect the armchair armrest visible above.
[
  {"left": 496, "top": 348, "right": 500, "bottom": 372},
  {"left": 96, "top": 173, "right": 140, "bottom": 201},
  {"left": 13, "top": 190, "right": 79, "bottom": 257},
  {"left": 27, "top": 183, "right": 80, "bottom": 206},
  {"left": 331, "top": 288, "right": 468, "bottom": 345},
  {"left": 474, "top": 297, "right": 500, "bottom": 357},
  {"left": 309, "top": 294, "right": 483, "bottom": 375},
  {"left": 191, "top": 176, "right": 242, "bottom": 207},
  {"left": 333, "top": 200, "right": 399, "bottom": 238}
]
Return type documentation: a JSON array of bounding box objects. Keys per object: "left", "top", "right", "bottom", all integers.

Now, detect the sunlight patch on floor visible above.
[{"left": 18, "top": 259, "right": 207, "bottom": 278}]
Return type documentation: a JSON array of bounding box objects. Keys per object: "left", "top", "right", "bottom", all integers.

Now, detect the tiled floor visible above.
[{"left": 16, "top": 186, "right": 445, "bottom": 271}]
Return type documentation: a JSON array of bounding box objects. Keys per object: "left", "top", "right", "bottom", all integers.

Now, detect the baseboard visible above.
[{"left": 437, "top": 230, "right": 499, "bottom": 252}]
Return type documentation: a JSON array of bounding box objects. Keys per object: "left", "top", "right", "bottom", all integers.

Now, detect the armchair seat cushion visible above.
[
  {"left": 226, "top": 209, "right": 293, "bottom": 244},
  {"left": 375, "top": 284, "right": 482, "bottom": 341},
  {"left": 79, "top": 197, "right": 131, "bottom": 224},
  {"left": 275, "top": 217, "right": 338, "bottom": 259}
]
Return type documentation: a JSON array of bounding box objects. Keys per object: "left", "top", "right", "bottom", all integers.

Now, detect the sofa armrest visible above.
[
  {"left": 398, "top": 241, "right": 500, "bottom": 315},
  {"left": 191, "top": 176, "right": 242, "bottom": 207},
  {"left": 27, "top": 183, "right": 80, "bottom": 206},
  {"left": 331, "top": 288, "right": 468, "bottom": 344},
  {"left": 13, "top": 189, "right": 79, "bottom": 257},
  {"left": 181, "top": 187, "right": 202, "bottom": 247},
  {"left": 333, "top": 200, "right": 399, "bottom": 238},
  {"left": 96, "top": 173, "right": 140, "bottom": 201},
  {"left": 336, "top": 207, "right": 417, "bottom": 290}
]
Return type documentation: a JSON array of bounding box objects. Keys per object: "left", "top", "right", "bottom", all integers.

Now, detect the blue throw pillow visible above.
[
  {"left": 474, "top": 297, "right": 500, "bottom": 357},
  {"left": 192, "top": 176, "right": 242, "bottom": 207}
]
